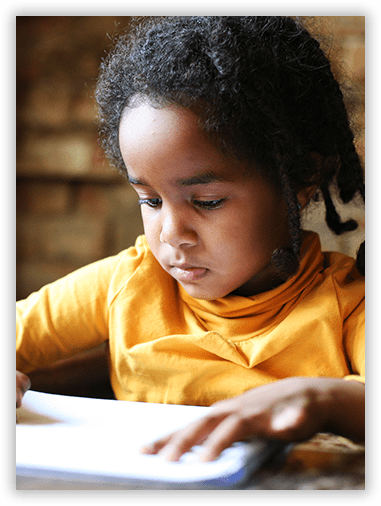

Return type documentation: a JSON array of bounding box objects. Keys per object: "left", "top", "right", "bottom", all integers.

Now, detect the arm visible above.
[
  {"left": 16, "top": 258, "right": 115, "bottom": 407},
  {"left": 141, "top": 376, "right": 365, "bottom": 462},
  {"left": 15, "top": 249, "right": 134, "bottom": 376},
  {"left": 322, "top": 378, "right": 364, "bottom": 441}
]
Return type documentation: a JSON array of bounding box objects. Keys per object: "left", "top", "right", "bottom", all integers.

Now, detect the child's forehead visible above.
[
  {"left": 120, "top": 105, "right": 257, "bottom": 184},
  {"left": 120, "top": 101, "right": 199, "bottom": 138}
]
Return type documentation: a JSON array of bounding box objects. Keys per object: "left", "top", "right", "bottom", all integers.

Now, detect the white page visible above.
[{"left": 16, "top": 390, "right": 284, "bottom": 489}]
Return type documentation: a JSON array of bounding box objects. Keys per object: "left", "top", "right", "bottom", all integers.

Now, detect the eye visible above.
[
  {"left": 193, "top": 198, "right": 226, "bottom": 211},
  {"left": 138, "top": 198, "right": 162, "bottom": 208}
]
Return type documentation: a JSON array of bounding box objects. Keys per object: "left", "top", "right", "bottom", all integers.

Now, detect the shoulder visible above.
[
  {"left": 107, "top": 235, "right": 178, "bottom": 309},
  {"left": 104, "top": 235, "right": 158, "bottom": 295},
  {"left": 318, "top": 249, "right": 364, "bottom": 318},
  {"left": 112, "top": 235, "right": 151, "bottom": 270},
  {"left": 322, "top": 250, "right": 364, "bottom": 288}
]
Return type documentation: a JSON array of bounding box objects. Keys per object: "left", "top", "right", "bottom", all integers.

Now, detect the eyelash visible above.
[
  {"left": 194, "top": 199, "right": 225, "bottom": 210},
  {"left": 138, "top": 198, "right": 162, "bottom": 208},
  {"left": 138, "top": 198, "right": 226, "bottom": 211}
]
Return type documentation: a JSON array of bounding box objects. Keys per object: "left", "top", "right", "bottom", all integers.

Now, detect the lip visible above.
[{"left": 171, "top": 264, "right": 208, "bottom": 281}]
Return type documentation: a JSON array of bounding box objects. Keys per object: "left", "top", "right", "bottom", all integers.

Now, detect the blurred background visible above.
[{"left": 16, "top": 16, "right": 365, "bottom": 301}]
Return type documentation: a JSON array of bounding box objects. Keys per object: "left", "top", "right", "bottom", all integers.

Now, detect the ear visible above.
[{"left": 296, "top": 185, "right": 318, "bottom": 210}]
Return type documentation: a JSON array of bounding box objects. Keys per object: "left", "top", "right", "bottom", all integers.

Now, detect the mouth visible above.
[{"left": 171, "top": 264, "right": 208, "bottom": 281}]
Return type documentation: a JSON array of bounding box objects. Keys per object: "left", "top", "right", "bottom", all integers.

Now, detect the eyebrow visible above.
[
  {"left": 127, "top": 171, "right": 226, "bottom": 187},
  {"left": 176, "top": 172, "right": 226, "bottom": 187}
]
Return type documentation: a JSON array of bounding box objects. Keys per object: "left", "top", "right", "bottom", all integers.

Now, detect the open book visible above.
[{"left": 16, "top": 390, "right": 288, "bottom": 489}]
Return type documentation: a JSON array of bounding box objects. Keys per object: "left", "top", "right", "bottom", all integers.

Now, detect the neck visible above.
[{"left": 230, "top": 263, "right": 287, "bottom": 297}]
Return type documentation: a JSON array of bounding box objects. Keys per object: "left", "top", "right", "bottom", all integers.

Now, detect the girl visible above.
[{"left": 16, "top": 16, "right": 365, "bottom": 463}]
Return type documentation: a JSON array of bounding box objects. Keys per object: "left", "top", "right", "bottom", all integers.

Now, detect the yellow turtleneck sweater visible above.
[{"left": 16, "top": 232, "right": 364, "bottom": 406}]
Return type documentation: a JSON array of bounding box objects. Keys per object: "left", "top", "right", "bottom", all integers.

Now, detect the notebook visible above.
[{"left": 16, "top": 390, "right": 288, "bottom": 489}]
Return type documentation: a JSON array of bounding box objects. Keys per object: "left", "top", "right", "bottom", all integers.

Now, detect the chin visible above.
[{"left": 178, "top": 282, "right": 228, "bottom": 301}]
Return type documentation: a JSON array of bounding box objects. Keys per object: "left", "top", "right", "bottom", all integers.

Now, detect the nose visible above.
[{"left": 159, "top": 205, "right": 198, "bottom": 248}]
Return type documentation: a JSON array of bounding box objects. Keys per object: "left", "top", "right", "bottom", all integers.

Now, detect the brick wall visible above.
[
  {"left": 16, "top": 16, "right": 365, "bottom": 300},
  {"left": 16, "top": 16, "right": 144, "bottom": 299}
]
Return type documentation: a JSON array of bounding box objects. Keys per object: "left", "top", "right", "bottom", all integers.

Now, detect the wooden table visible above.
[{"left": 246, "top": 433, "right": 365, "bottom": 490}]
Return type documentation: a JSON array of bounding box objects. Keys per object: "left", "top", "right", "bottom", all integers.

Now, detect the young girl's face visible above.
[{"left": 119, "top": 102, "right": 291, "bottom": 299}]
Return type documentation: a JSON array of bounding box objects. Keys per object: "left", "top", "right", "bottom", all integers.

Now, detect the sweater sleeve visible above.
[
  {"left": 16, "top": 238, "right": 147, "bottom": 374},
  {"left": 343, "top": 297, "right": 365, "bottom": 383},
  {"left": 326, "top": 251, "right": 365, "bottom": 384}
]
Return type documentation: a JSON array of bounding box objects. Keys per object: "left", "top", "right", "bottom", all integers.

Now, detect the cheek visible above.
[
  {"left": 250, "top": 193, "right": 289, "bottom": 239},
  {"left": 139, "top": 211, "right": 160, "bottom": 246},
  {"left": 225, "top": 202, "right": 289, "bottom": 258},
  {"left": 201, "top": 218, "right": 258, "bottom": 268}
]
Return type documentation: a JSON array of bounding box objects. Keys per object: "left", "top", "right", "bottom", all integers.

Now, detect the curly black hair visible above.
[{"left": 95, "top": 16, "right": 365, "bottom": 277}]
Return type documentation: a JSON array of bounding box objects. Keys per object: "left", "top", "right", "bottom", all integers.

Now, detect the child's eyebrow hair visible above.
[
  {"left": 176, "top": 172, "right": 226, "bottom": 186},
  {"left": 127, "top": 171, "right": 228, "bottom": 187}
]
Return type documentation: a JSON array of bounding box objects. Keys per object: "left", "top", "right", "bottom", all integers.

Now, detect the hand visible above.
[
  {"left": 16, "top": 370, "right": 31, "bottom": 409},
  {"left": 140, "top": 377, "right": 364, "bottom": 462}
]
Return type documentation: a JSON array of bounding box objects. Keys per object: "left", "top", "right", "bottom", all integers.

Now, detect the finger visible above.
[
  {"left": 198, "top": 413, "right": 257, "bottom": 462},
  {"left": 156, "top": 413, "right": 226, "bottom": 462},
  {"left": 158, "top": 416, "right": 222, "bottom": 461},
  {"left": 16, "top": 372, "right": 31, "bottom": 408},
  {"left": 140, "top": 433, "right": 173, "bottom": 455}
]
